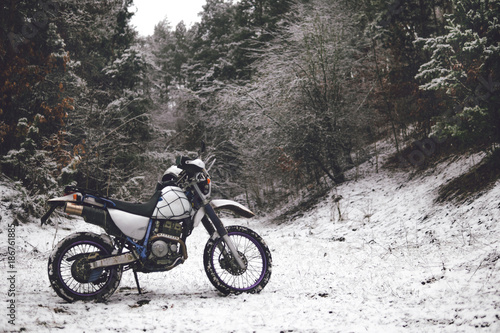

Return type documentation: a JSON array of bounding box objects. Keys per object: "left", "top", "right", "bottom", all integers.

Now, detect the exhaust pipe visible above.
[
  {"left": 64, "top": 203, "right": 121, "bottom": 235},
  {"left": 65, "top": 203, "right": 107, "bottom": 223}
]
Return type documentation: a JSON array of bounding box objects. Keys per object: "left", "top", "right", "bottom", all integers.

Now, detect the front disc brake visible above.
[{"left": 219, "top": 251, "right": 248, "bottom": 275}]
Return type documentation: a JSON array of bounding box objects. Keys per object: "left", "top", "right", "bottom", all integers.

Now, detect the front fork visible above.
[{"left": 202, "top": 204, "right": 246, "bottom": 270}]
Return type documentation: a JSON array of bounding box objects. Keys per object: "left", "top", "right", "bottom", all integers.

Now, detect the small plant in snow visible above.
[
  {"left": 361, "top": 199, "right": 375, "bottom": 224},
  {"left": 331, "top": 194, "right": 343, "bottom": 222}
]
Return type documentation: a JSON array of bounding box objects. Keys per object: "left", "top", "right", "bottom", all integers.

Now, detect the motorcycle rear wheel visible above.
[
  {"left": 48, "top": 232, "right": 122, "bottom": 302},
  {"left": 204, "top": 225, "right": 272, "bottom": 295}
]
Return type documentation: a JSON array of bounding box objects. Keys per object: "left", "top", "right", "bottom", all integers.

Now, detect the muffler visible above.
[
  {"left": 65, "top": 203, "right": 121, "bottom": 235},
  {"left": 65, "top": 202, "right": 84, "bottom": 215}
]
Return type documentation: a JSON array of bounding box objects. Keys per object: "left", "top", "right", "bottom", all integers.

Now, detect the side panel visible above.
[{"left": 107, "top": 208, "right": 149, "bottom": 240}]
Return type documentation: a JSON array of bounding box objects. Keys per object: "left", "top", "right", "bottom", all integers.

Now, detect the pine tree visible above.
[
  {"left": 415, "top": 0, "right": 500, "bottom": 147},
  {"left": 0, "top": 17, "right": 77, "bottom": 217}
]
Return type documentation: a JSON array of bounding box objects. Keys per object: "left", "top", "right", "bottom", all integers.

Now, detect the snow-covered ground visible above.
[{"left": 1, "top": 145, "right": 499, "bottom": 332}]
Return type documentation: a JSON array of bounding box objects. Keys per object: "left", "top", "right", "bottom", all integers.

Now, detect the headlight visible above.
[{"left": 196, "top": 172, "right": 211, "bottom": 195}]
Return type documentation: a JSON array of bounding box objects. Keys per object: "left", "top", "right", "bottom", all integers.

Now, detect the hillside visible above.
[{"left": 1, "top": 141, "right": 500, "bottom": 332}]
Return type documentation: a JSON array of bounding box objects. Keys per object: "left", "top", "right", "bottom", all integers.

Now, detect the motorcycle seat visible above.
[{"left": 109, "top": 191, "right": 162, "bottom": 217}]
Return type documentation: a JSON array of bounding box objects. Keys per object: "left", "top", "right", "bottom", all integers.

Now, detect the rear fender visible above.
[
  {"left": 192, "top": 199, "right": 255, "bottom": 228},
  {"left": 48, "top": 192, "right": 82, "bottom": 203},
  {"left": 41, "top": 193, "right": 83, "bottom": 225}
]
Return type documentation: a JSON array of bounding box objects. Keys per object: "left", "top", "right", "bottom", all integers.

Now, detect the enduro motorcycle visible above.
[{"left": 41, "top": 155, "right": 272, "bottom": 302}]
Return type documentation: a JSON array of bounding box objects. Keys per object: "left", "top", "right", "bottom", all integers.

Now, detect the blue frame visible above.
[
  {"left": 82, "top": 194, "right": 117, "bottom": 208},
  {"left": 126, "top": 218, "right": 154, "bottom": 260}
]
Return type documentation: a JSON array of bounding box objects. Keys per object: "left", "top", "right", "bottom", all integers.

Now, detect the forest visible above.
[{"left": 1, "top": 0, "right": 499, "bottom": 220}]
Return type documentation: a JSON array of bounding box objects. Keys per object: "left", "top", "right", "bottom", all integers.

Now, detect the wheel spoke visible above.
[
  {"left": 211, "top": 230, "right": 267, "bottom": 291},
  {"left": 58, "top": 241, "right": 113, "bottom": 296}
]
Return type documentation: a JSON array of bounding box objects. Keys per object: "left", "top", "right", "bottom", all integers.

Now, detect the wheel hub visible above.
[
  {"left": 219, "top": 251, "right": 248, "bottom": 275},
  {"left": 70, "top": 252, "right": 102, "bottom": 283},
  {"left": 71, "top": 256, "right": 92, "bottom": 283}
]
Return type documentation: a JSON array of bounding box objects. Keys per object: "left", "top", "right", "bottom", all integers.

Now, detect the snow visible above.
[{"left": 1, "top": 144, "right": 500, "bottom": 332}]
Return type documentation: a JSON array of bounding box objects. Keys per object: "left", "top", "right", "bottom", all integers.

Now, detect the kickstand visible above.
[{"left": 133, "top": 270, "right": 142, "bottom": 294}]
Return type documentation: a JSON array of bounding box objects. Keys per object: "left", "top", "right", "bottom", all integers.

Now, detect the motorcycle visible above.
[{"left": 41, "top": 154, "right": 272, "bottom": 302}]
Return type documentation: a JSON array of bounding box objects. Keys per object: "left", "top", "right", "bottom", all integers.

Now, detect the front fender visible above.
[
  {"left": 192, "top": 199, "right": 255, "bottom": 227},
  {"left": 210, "top": 199, "right": 255, "bottom": 218}
]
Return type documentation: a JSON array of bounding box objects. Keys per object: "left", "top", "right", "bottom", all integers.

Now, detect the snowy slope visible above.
[{"left": 1, "top": 145, "right": 499, "bottom": 332}]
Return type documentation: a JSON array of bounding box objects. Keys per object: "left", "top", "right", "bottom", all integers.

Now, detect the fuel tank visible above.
[{"left": 151, "top": 186, "right": 192, "bottom": 220}]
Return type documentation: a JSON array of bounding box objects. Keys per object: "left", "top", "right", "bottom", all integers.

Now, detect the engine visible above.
[{"left": 144, "top": 220, "right": 187, "bottom": 271}]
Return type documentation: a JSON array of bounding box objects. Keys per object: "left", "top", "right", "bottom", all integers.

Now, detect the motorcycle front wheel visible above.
[
  {"left": 204, "top": 225, "right": 272, "bottom": 295},
  {"left": 48, "top": 232, "right": 122, "bottom": 302}
]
